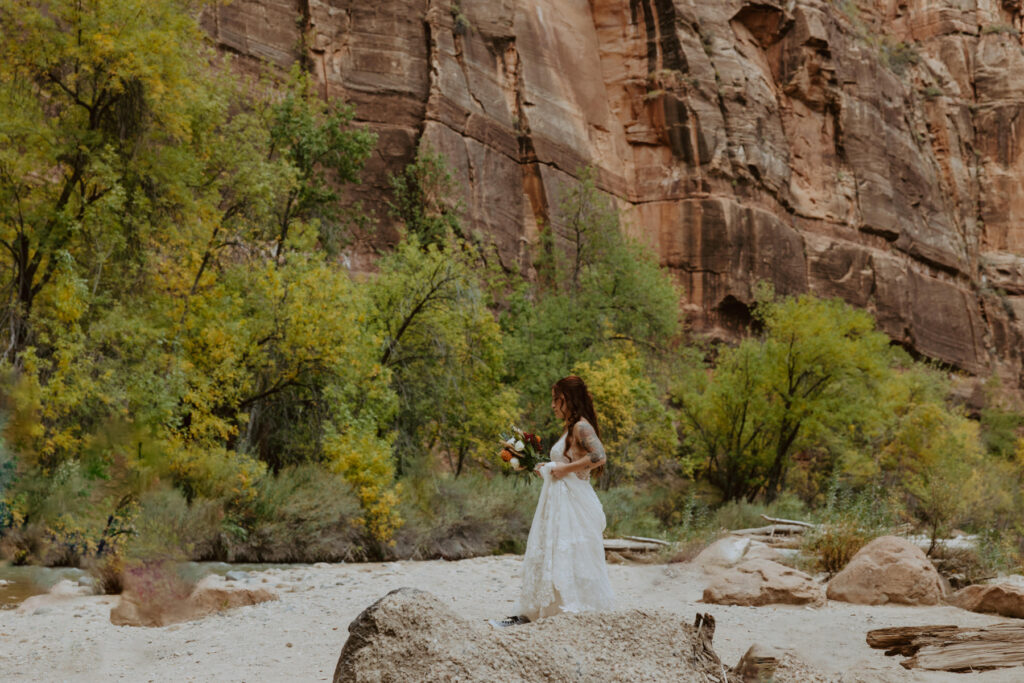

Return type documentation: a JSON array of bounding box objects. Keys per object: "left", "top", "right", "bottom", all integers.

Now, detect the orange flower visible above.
[{"left": 500, "top": 448, "right": 516, "bottom": 462}]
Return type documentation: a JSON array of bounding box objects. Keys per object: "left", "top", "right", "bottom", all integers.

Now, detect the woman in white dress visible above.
[{"left": 493, "top": 375, "right": 615, "bottom": 626}]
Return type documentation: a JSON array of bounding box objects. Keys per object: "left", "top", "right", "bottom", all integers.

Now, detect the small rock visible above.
[
  {"left": 225, "top": 570, "right": 251, "bottom": 582},
  {"left": 949, "top": 582, "right": 1024, "bottom": 619}
]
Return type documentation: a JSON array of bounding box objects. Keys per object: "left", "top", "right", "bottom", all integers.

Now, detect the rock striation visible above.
[{"left": 201, "top": 0, "right": 1024, "bottom": 389}]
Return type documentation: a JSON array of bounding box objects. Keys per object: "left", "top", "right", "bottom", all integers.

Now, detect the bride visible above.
[{"left": 493, "top": 375, "right": 615, "bottom": 626}]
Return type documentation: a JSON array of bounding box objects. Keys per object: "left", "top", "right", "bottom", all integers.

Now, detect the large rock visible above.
[
  {"left": 826, "top": 536, "right": 945, "bottom": 606},
  {"left": 703, "top": 559, "right": 826, "bottom": 607},
  {"left": 111, "top": 573, "right": 277, "bottom": 627},
  {"left": 693, "top": 536, "right": 752, "bottom": 571},
  {"left": 950, "top": 582, "right": 1024, "bottom": 619},
  {"left": 334, "top": 588, "right": 734, "bottom": 682}
]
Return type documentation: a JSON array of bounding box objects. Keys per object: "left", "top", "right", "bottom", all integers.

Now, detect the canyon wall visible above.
[{"left": 201, "top": 0, "right": 1024, "bottom": 389}]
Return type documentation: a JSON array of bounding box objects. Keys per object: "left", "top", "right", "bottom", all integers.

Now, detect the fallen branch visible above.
[
  {"left": 603, "top": 538, "right": 662, "bottom": 552},
  {"left": 732, "top": 524, "right": 808, "bottom": 536},
  {"left": 759, "top": 514, "right": 816, "bottom": 529},
  {"left": 623, "top": 535, "right": 670, "bottom": 547}
]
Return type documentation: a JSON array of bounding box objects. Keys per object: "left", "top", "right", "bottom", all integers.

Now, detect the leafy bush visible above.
[
  {"left": 800, "top": 483, "right": 897, "bottom": 574},
  {"left": 597, "top": 488, "right": 666, "bottom": 539},
  {"left": 124, "top": 488, "right": 225, "bottom": 562},
  {"left": 572, "top": 350, "right": 679, "bottom": 485},
  {"left": 802, "top": 518, "right": 874, "bottom": 575},
  {"left": 85, "top": 552, "right": 126, "bottom": 595},
  {"left": 389, "top": 470, "right": 534, "bottom": 560},
  {"left": 674, "top": 291, "right": 896, "bottom": 502},
  {"left": 709, "top": 493, "right": 809, "bottom": 531},
  {"left": 227, "top": 465, "right": 366, "bottom": 562}
]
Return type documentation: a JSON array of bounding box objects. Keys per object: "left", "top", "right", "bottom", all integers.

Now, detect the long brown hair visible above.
[{"left": 553, "top": 375, "right": 600, "bottom": 454}]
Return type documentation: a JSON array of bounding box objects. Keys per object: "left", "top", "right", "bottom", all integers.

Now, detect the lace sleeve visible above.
[{"left": 573, "top": 420, "right": 606, "bottom": 465}]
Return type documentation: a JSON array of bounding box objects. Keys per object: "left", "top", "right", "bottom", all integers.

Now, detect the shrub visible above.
[
  {"left": 597, "top": 488, "right": 666, "bottom": 539},
  {"left": 227, "top": 465, "right": 366, "bottom": 562},
  {"left": 85, "top": 552, "right": 126, "bottom": 595},
  {"left": 801, "top": 482, "right": 896, "bottom": 574},
  {"left": 389, "top": 470, "right": 534, "bottom": 560},
  {"left": 125, "top": 488, "right": 225, "bottom": 562},
  {"left": 709, "top": 494, "right": 809, "bottom": 532},
  {"left": 880, "top": 403, "right": 991, "bottom": 552}
]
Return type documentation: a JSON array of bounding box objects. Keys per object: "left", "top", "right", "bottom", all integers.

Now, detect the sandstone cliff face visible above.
[{"left": 201, "top": 0, "right": 1024, "bottom": 388}]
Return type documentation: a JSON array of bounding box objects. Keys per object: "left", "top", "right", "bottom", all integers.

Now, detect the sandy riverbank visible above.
[{"left": 0, "top": 556, "right": 1019, "bottom": 682}]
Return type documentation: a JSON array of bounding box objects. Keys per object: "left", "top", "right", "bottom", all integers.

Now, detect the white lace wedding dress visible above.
[{"left": 516, "top": 430, "right": 615, "bottom": 620}]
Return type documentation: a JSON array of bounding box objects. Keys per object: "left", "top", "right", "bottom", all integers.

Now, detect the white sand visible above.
[{"left": 0, "top": 556, "right": 1019, "bottom": 682}]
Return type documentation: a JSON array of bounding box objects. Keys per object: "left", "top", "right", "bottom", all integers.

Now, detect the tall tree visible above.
[{"left": 674, "top": 292, "right": 895, "bottom": 502}]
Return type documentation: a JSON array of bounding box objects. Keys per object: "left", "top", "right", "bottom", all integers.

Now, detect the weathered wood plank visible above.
[{"left": 867, "top": 623, "right": 1024, "bottom": 672}]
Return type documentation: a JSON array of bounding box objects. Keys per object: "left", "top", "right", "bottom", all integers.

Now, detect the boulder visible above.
[
  {"left": 16, "top": 579, "right": 94, "bottom": 615},
  {"left": 703, "top": 559, "right": 825, "bottom": 607},
  {"left": 743, "top": 544, "right": 784, "bottom": 564},
  {"left": 950, "top": 583, "right": 1024, "bottom": 619},
  {"left": 111, "top": 573, "right": 277, "bottom": 627},
  {"left": 827, "top": 536, "right": 945, "bottom": 606},
  {"left": 334, "top": 588, "right": 733, "bottom": 682},
  {"left": 692, "top": 536, "right": 751, "bottom": 570}
]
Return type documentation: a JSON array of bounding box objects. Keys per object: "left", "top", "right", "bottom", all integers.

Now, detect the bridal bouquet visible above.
[{"left": 499, "top": 425, "right": 542, "bottom": 475}]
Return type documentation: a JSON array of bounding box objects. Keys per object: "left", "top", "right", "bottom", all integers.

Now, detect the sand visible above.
[{"left": 0, "top": 556, "right": 1019, "bottom": 682}]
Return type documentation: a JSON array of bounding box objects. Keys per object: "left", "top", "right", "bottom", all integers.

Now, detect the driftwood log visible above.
[
  {"left": 759, "top": 514, "right": 816, "bottom": 529},
  {"left": 603, "top": 538, "right": 664, "bottom": 552},
  {"left": 867, "top": 623, "right": 1024, "bottom": 671}
]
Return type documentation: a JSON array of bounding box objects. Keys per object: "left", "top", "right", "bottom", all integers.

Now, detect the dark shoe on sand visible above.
[{"left": 488, "top": 615, "right": 530, "bottom": 627}]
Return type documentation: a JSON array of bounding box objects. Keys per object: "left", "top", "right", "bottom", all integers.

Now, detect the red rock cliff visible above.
[{"left": 201, "top": 0, "right": 1024, "bottom": 388}]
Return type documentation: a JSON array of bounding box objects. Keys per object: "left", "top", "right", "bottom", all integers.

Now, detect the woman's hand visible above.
[{"left": 549, "top": 463, "right": 566, "bottom": 480}]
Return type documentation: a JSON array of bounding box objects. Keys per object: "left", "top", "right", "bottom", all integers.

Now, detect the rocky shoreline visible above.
[{"left": 1, "top": 555, "right": 1021, "bottom": 682}]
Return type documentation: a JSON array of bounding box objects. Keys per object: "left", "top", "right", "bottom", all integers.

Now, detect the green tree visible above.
[
  {"left": 0, "top": 0, "right": 210, "bottom": 359},
  {"left": 388, "top": 145, "right": 463, "bottom": 246},
  {"left": 674, "top": 292, "right": 895, "bottom": 502},
  {"left": 0, "top": 0, "right": 400, "bottom": 548},
  {"left": 369, "top": 235, "right": 515, "bottom": 476},
  {"left": 504, "top": 167, "right": 680, "bottom": 431},
  {"left": 266, "top": 67, "right": 376, "bottom": 258},
  {"left": 571, "top": 349, "right": 679, "bottom": 486},
  {"left": 879, "top": 403, "right": 990, "bottom": 553}
]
